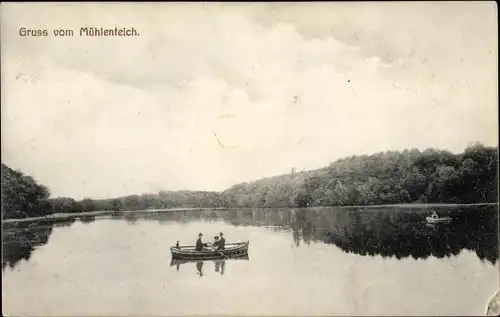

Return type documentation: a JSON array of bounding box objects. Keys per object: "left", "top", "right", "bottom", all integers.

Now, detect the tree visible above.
[
  {"left": 81, "top": 198, "right": 96, "bottom": 212},
  {"left": 1, "top": 164, "right": 52, "bottom": 219},
  {"left": 292, "top": 189, "right": 312, "bottom": 208}
]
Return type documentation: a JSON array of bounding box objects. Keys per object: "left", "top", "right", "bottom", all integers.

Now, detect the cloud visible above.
[
  {"left": 1, "top": 2, "right": 497, "bottom": 199},
  {"left": 247, "top": 2, "right": 497, "bottom": 65}
]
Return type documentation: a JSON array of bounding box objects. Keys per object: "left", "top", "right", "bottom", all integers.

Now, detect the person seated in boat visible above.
[
  {"left": 432, "top": 211, "right": 438, "bottom": 218},
  {"left": 212, "top": 236, "right": 220, "bottom": 249},
  {"left": 217, "top": 232, "right": 226, "bottom": 250},
  {"left": 195, "top": 233, "right": 207, "bottom": 251}
]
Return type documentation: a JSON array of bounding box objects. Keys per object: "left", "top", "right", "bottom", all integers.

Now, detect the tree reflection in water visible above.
[
  {"left": 126, "top": 205, "right": 497, "bottom": 263},
  {"left": 216, "top": 205, "right": 498, "bottom": 264},
  {"left": 3, "top": 206, "right": 496, "bottom": 271},
  {"left": 80, "top": 215, "right": 96, "bottom": 224},
  {"left": 2, "top": 218, "right": 76, "bottom": 270},
  {"left": 321, "top": 207, "right": 498, "bottom": 264}
]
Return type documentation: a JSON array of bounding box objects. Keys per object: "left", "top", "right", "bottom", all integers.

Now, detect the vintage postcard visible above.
[{"left": 1, "top": 2, "right": 498, "bottom": 316}]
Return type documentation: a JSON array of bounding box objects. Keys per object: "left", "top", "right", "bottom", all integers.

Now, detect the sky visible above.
[{"left": 1, "top": 2, "right": 498, "bottom": 199}]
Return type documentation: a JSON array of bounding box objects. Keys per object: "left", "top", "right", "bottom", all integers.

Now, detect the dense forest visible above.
[
  {"left": 223, "top": 143, "right": 498, "bottom": 208},
  {"left": 1, "top": 143, "right": 498, "bottom": 219}
]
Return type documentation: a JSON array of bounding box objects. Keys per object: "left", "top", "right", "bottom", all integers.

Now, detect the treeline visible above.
[
  {"left": 2, "top": 143, "right": 498, "bottom": 219},
  {"left": 2, "top": 163, "right": 226, "bottom": 219},
  {"left": 47, "top": 191, "right": 227, "bottom": 215},
  {"left": 222, "top": 143, "right": 498, "bottom": 207}
]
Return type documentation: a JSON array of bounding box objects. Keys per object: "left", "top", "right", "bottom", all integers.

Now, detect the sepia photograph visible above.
[{"left": 1, "top": 2, "right": 498, "bottom": 316}]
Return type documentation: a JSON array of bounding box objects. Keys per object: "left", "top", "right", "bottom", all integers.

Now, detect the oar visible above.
[{"left": 206, "top": 243, "right": 228, "bottom": 259}]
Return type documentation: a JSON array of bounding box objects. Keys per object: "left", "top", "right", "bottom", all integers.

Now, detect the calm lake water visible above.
[{"left": 2, "top": 205, "right": 499, "bottom": 316}]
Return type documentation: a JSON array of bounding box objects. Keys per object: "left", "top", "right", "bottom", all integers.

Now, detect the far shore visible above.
[
  {"left": 319, "top": 202, "right": 498, "bottom": 209},
  {"left": 2, "top": 203, "right": 497, "bottom": 224},
  {"left": 1, "top": 207, "right": 229, "bottom": 224}
]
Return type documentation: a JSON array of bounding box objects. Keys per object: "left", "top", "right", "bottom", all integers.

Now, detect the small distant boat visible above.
[
  {"left": 170, "top": 241, "right": 249, "bottom": 260},
  {"left": 426, "top": 213, "right": 452, "bottom": 224}
]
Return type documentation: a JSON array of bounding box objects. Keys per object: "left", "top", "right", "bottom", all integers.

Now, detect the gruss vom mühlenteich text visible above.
[{"left": 80, "top": 27, "right": 139, "bottom": 37}]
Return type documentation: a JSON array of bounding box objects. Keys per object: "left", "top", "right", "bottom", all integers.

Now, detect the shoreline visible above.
[
  {"left": 1, "top": 207, "right": 229, "bottom": 224},
  {"left": 317, "top": 202, "right": 499, "bottom": 209},
  {"left": 2, "top": 203, "right": 497, "bottom": 224}
]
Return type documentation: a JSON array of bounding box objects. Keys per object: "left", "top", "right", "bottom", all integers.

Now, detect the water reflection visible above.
[
  {"left": 214, "top": 259, "right": 225, "bottom": 275},
  {"left": 147, "top": 205, "right": 498, "bottom": 264},
  {"left": 80, "top": 215, "right": 96, "bottom": 224},
  {"left": 170, "top": 255, "right": 249, "bottom": 276},
  {"left": 196, "top": 261, "right": 203, "bottom": 276},
  {"left": 317, "top": 207, "right": 498, "bottom": 264},
  {"left": 2, "top": 206, "right": 497, "bottom": 270},
  {"left": 2, "top": 218, "right": 76, "bottom": 270},
  {"left": 2, "top": 207, "right": 497, "bottom": 316}
]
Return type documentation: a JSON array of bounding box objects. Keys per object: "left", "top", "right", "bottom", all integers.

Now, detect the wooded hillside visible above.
[
  {"left": 222, "top": 143, "right": 498, "bottom": 207},
  {"left": 2, "top": 143, "right": 497, "bottom": 219}
]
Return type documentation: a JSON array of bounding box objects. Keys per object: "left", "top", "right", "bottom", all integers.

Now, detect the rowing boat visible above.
[
  {"left": 170, "top": 241, "right": 249, "bottom": 260},
  {"left": 426, "top": 214, "right": 452, "bottom": 224}
]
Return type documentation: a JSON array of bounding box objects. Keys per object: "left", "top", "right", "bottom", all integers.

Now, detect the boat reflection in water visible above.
[
  {"left": 170, "top": 255, "right": 249, "bottom": 276},
  {"left": 214, "top": 259, "right": 225, "bottom": 275},
  {"left": 196, "top": 261, "right": 203, "bottom": 276}
]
